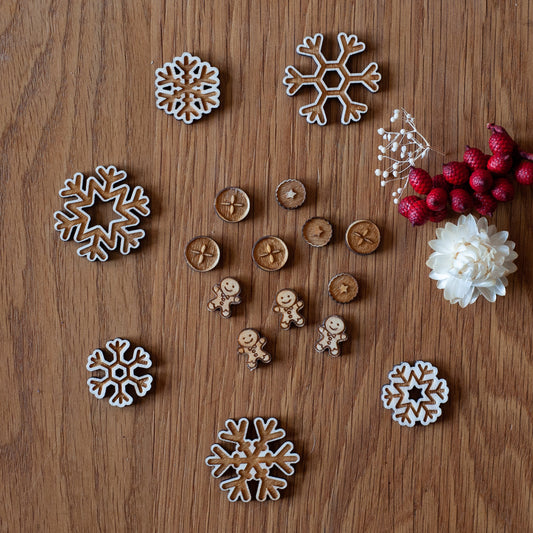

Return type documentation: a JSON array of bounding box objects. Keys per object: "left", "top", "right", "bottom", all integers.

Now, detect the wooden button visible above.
[
  {"left": 302, "top": 217, "right": 333, "bottom": 247},
  {"left": 214, "top": 187, "right": 250, "bottom": 223},
  {"left": 345, "top": 220, "right": 380, "bottom": 254},
  {"left": 276, "top": 179, "right": 306, "bottom": 209},
  {"left": 328, "top": 273, "right": 359, "bottom": 303},
  {"left": 252, "top": 236, "right": 289, "bottom": 271},
  {"left": 185, "top": 236, "right": 221, "bottom": 272}
]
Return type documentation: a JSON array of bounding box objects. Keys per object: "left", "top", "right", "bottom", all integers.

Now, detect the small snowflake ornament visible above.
[
  {"left": 87, "top": 338, "right": 153, "bottom": 407},
  {"left": 427, "top": 214, "right": 517, "bottom": 307},
  {"left": 155, "top": 53, "right": 220, "bottom": 123},
  {"left": 283, "top": 33, "right": 381, "bottom": 125},
  {"left": 381, "top": 361, "right": 449, "bottom": 427},
  {"left": 375, "top": 108, "right": 432, "bottom": 204},
  {"left": 54, "top": 165, "right": 150, "bottom": 261},
  {"left": 206, "top": 417, "right": 300, "bottom": 502}
]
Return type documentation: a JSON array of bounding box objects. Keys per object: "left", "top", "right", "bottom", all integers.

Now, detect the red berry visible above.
[
  {"left": 491, "top": 177, "right": 514, "bottom": 202},
  {"left": 426, "top": 188, "right": 448, "bottom": 211},
  {"left": 469, "top": 169, "right": 494, "bottom": 193},
  {"left": 407, "top": 199, "right": 429, "bottom": 226},
  {"left": 515, "top": 159, "right": 533, "bottom": 185},
  {"left": 488, "top": 132, "right": 516, "bottom": 156},
  {"left": 432, "top": 174, "right": 452, "bottom": 192},
  {"left": 398, "top": 195, "right": 420, "bottom": 217},
  {"left": 443, "top": 161, "right": 470, "bottom": 185},
  {"left": 487, "top": 154, "right": 512, "bottom": 174},
  {"left": 473, "top": 192, "right": 498, "bottom": 217},
  {"left": 408, "top": 167, "right": 432, "bottom": 194},
  {"left": 463, "top": 146, "right": 489, "bottom": 170},
  {"left": 429, "top": 208, "right": 448, "bottom": 223},
  {"left": 450, "top": 189, "right": 473, "bottom": 213}
]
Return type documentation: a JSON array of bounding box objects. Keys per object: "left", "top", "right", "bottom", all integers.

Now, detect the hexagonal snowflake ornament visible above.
[
  {"left": 205, "top": 417, "right": 300, "bottom": 502},
  {"left": 53, "top": 165, "right": 150, "bottom": 261},
  {"left": 87, "top": 338, "right": 153, "bottom": 407},
  {"left": 155, "top": 53, "right": 220, "bottom": 124},
  {"left": 381, "top": 361, "right": 449, "bottom": 427},
  {"left": 283, "top": 33, "right": 381, "bottom": 125}
]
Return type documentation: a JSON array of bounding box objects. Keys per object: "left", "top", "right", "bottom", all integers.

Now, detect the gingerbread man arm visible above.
[
  {"left": 212, "top": 285, "right": 223, "bottom": 297},
  {"left": 296, "top": 300, "right": 304, "bottom": 310},
  {"left": 273, "top": 305, "right": 281, "bottom": 313},
  {"left": 259, "top": 337, "right": 267, "bottom": 345},
  {"left": 238, "top": 347, "right": 245, "bottom": 354},
  {"left": 234, "top": 296, "right": 242, "bottom": 304},
  {"left": 340, "top": 333, "right": 347, "bottom": 341},
  {"left": 318, "top": 326, "right": 326, "bottom": 335}
]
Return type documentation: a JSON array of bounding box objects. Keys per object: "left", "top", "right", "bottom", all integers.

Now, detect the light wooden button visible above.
[
  {"left": 252, "top": 236, "right": 289, "bottom": 272},
  {"left": 185, "top": 236, "right": 221, "bottom": 272},
  {"left": 214, "top": 187, "right": 250, "bottom": 223},
  {"left": 302, "top": 217, "right": 333, "bottom": 247},
  {"left": 328, "top": 273, "right": 359, "bottom": 303},
  {"left": 345, "top": 219, "right": 381, "bottom": 254},
  {"left": 276, "top": 179, "right": 306, "bottom": 209}
]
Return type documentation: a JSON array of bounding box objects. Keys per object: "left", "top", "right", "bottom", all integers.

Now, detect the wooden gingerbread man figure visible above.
[
  {"left": 272, "top": 289, "right": 305, "bottom": 330},
  {"left": 207, "top": 277, "right": 241, "bottom": 318},
  {"left": 314, "top": 315, "right": 348, "bottom": 357},
  {"left": 237, "top": 329, "right": 271, "bottom": 370}
]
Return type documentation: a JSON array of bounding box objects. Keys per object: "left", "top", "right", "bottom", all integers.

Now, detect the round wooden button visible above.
[
  {"left": 302, "top": 217, "right": 333, "bottom": 247},
  {"left": 214, "top": 187, "right": 250, "bottom": 223},
  {"left": 252, "top": 236, "right": 289, "bottom": 271},
  {"left": 328, "top": 273, "right": 359, "bottom": 303},
  {"left": 345, "top": 220, "right": 381, "bottom": 254},
  {"left": 276, "top": 179, "right": 306, "bottom": 209},
  {"left": 185, "top": 236, "right": 221, "bottom": 272}
]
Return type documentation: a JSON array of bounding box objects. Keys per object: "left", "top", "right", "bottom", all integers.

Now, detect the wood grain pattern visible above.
[{"left": 2, "top": 1, "right": 533, "bottom": 531}]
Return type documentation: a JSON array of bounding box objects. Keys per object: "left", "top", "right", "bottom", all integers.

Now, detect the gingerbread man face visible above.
[
  {"left": 238, "top": 328, "right": 259, "bottom": 348},
  {"left": 325, "top": 315, "right": 345, "bottom": 335},
  {"left": 276, "top": 289, "right": 297, "bottom": 308},
  {"left": 221, "top": 277, "right": 240, "bottom": 296}
]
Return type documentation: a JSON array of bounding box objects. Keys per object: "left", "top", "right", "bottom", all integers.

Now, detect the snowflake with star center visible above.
[
  {"left": 53, "top": 165, "right": 150, "bottom": 261},
  {"left": 205, "top": 417, "right": 300, "bottom": 502},
  {"left": 381, "top": 361, "right": 449, "bottom": 427},
  {"left": 283, "top": 32, "right": 381, "bottom": 125},
  {"left": 86, "top": 338, "right": 153, "bottom": 407}
]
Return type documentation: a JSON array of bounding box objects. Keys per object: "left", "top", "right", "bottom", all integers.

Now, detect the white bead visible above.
[
  {"left": 377, "top": 128, "right": 384, "bottom": 135},
  {"left": 392, "top": 162, "right": 399, "bottom": 170},
  {"left": 375, "top": 169, "right": 382, "bottom": 176},
  {"left": 380, "top": 180, "right": 386, "bottom": 186},
  {"left": 378, "top": 155, "right": 383, "bottom": 161},
  {"left": 393, "top": 198, "right": 399, "bottom": 204},
  {"left": 382, "top": 171, "right": 389, "bottom": 178}
]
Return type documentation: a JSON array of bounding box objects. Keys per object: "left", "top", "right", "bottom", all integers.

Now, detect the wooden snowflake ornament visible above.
[
  {"left": 206, "top": 417, "right": 300, "bottom": 502},
  {"left": 53, "top": 166, "right": 150, "bottom": 261},
  {"left": 381, "top": 361, "right": 449, "bottom": 427},
  {"left": 87, "top": 338, "right": 153, "bottom": 407},
  {"left": 283, "top": 33, "right": 381, "bottom": 125},
  {"left": 155, "top": 53, "right": 220, "bottom": 124}
]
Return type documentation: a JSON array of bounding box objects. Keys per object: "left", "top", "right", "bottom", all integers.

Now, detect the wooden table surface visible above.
[{"left": 2, "top": 1, "right": 533, "bottom": 531}]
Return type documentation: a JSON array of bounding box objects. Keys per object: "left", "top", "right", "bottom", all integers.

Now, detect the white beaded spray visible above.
[{"left": 375, "top": 108, "right": 438, "bottom": 204}]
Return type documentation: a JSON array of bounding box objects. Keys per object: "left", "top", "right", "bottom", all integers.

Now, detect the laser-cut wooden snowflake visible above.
[
  {"left": 205, "top": 417, "right": 300, "bottom": 502},
  {"left": 53, "top": 165, "right": 150, "bottom": 261},
  {"left": 381, "top": 361, "right": 449, "bottom": 427},
  {"left": 283, "top": 33, "right": 381, "bottom": 125},
  {"left": 155, "top": 53, "right": 220, "bottom": 124}
]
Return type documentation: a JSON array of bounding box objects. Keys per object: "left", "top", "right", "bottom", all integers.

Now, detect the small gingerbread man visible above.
[
  {"left": 314, "top": 315, "right": 348, "bottom": 357},
  {"left": 237, "top": 329, "right": 271, "bottom": 370},
  {"left": 272, "top": 289, "right": 305, "bottom": 330},
  {"left": 207, "top": 277, "right": 242, "bottom": 318}
]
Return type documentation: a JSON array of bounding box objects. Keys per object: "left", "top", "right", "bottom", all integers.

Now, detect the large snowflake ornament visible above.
[
  {"left": 87, "top": 338, "right": 153, "bottom": 407},
  {"left": 375, "top": 108, "right": 432, "bottom": 204},
  {"left": 54, "top": 165, "right": 150, "bottom": 261},
  {"left": 381, "top": 361, "right": 449, "bottom": 427},
  {"left": 205, "top": 417, "right": 300, "bottom": 502},
  {"left": 155, "top": 53, "right": 220, "bottom": 124},
  {"left": 283, "top": 33, "right": 381, "bottom": 125}
]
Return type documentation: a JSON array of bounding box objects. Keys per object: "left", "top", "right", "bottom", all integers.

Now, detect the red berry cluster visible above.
[{"left": 398, "top": 124, "right": 533, "bottom": 226}]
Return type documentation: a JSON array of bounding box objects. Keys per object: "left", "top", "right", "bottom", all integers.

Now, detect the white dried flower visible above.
[{"left": 426, "top": 215, "right": 518, "bottom": 308}]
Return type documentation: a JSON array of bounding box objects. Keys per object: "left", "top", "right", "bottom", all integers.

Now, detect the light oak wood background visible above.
[{"left": 2, "top": 0, "right": 533, "bottom": 531}]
